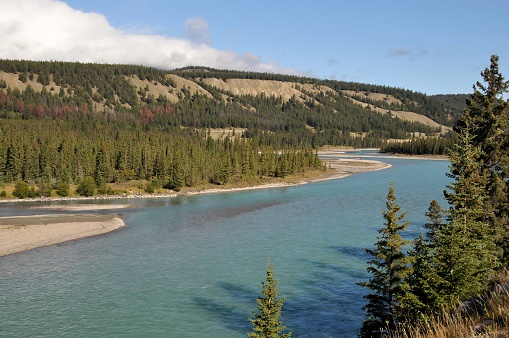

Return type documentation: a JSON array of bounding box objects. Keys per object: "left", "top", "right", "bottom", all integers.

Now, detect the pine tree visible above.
[
  {"left": 424, "top": 200, "right": 444, "bottom": 240},
  {"left": 433, "top": 123, "right": 502, "bottom": 304},
  {"left": 403, "top": 61, "right": 508, "bottom": 320},
  {"left": 401, "top": 234, "right": 440, "bottom": 323},
  {"left": 358, "top": 183, "right": 412, "bottom": 336},
  {"left": 456, "top": 55, "right": 509, "bottom": 262},
  {"left": 76, "top": 176, "right": 96, "bottom": 197},
  {"left": 165, "top": 153, "right": 184, "bottom": 192},
  {"left": 248, "top": 263, "right": 291, "bottom": 338}
]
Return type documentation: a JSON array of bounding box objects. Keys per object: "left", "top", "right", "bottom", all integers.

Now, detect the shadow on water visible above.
[
  {"left": 331, "top": 245, "right": 372, "bottom": 262},
  {"left": 192, "top": 200, "right": 287, "bottom": 223},
  {"left": 193, "top": 245, "right": 373, "bottom": 337},
  {"left": 192, "top": 282, "right": 256, "bottom": 334},
  {"left": 282, "top": 258, "right": 368, "bottom": 337}
]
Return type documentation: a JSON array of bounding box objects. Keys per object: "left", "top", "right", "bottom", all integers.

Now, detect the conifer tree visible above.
[
  {"left": 401, "top": 234, "right": 440, "bottom": 323},
  {"left": 76, "top": 176, "right": 96, "bottom": 197},
  {"left": 165, "top": 154, "right": 184, "bottom": 192},
  {"left": 358, "top": 183, "right": 412, "bottom": 336},
  {"left": 433, "top": 123, "right": 502, "bottom": 304},
  {"left": 56, "top": 171, "right": 70, "bottom": 197},
  {"left": 248, "top": 263, "right": 291, "bottom": 338},
  {"left": 402, "top": 58, "right": 508, "bottom": 321},
  {"left": 424, "top": 200, "right": 444, "bottom": 240},
  {"left": 456, "top": 55, "right": 509, "bottom": 261}
]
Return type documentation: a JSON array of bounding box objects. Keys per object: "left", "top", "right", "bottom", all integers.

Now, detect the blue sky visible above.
[{"left": 1, "top": 0, "right": 508, "bottom": 95}]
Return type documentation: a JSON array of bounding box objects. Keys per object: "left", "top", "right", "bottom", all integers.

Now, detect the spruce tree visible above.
[
  {"left": 407, "top": 124, "right": 503, "bottom": 316},
  {"left": 358, "top": 183, "right": 412, "bottom": 336},
  {"left": 456, "top": 55, "right": 509, "bottom": 262},
  {"left": 424, "top": 200, "right": 444, "bottom": 240},
  {"left": 404, "top": 59, "right": 508, "bottom": 319},
  {"left": 76, "top": 176, "right": 96, "bottom": 197},
  {"left": 401, "top": 234, "right": 440, "bottom": 323},
  {"left": 433, "top": 123, "right": 502, "bottom": 304},
  {"left": 165, "top": 154, "right": 184, "bottom": 192},
  {"left": 248, "top": 263, "right": 291, "bottom": 338}
]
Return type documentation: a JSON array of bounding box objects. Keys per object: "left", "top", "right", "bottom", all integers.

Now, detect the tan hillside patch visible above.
[
  {"left": 0, "top": 71, "right": 61, "bottom": 93},
  {"left": 342, "top": 90, "right": 403, "bottom": 105},
  {"left": 346, "top": 96, "right": 450, "bottom": 133},
  {"left": 202, "top": 78, "right": 314, "bottom": 103},
  {"left": 206, "top": 128, "right": 247, "bottom": 140},
  {"left": 166, "top": 74, "right": 212, "bottom": 98},
  {"left": 126, "top": 75, "right": 213, "bottom": 103},
  {"left": 127, "top": 75, "right": 178, "bottom": 102},
  {"left": 301, "top": 83, "right": 338, "bottom": 96}
]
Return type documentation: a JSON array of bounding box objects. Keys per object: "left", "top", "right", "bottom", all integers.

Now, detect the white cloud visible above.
[{"left": 0, "top": 0, "right": 296, "bottom": 74}]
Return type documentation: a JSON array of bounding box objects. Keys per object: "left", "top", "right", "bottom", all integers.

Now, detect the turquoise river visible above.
[{"left": 0, "top": 151, "right": 451, "bottom": 337}]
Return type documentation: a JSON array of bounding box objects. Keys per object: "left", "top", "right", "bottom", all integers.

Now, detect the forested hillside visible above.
[{"left": 0, "top": 59, "right": 464, "bottom": 197}]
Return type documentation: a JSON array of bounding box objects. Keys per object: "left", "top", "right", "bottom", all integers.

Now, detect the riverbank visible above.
[
  {"left": 0, "top": 214, "right": 125, "bottom": 257},
  {"left": 0, "top": 155, "right": 391, "bottom": 202},
  {"left": 0, "top": 154, "right": 392, "bottom": 257}
]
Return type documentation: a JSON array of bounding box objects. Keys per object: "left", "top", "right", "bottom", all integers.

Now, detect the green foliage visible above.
[
  {"left": 0, "top": 119, "right": 323, "bottom": 190},
  {"left": 76, "top": 176, "right": 96, "bottom": 197},
  {"left": 399, "top": 56, "right": 509, "bottom": 327},
  {"left": 358, "top": 183, "right": 412, "bottom": 336},
  {"left": 164, "top": 156, "right": 185, "bottom": 191},
  {"left": 248, "top": 263, "right": 291, "bottom": 338},
  {"left": 402, "top": 122, "right": 504, "bottom": 325},
  {"left": 97, "top": 183, "right": 114, "bottom": 195},
  {"left": 38, "top": 181, "right": 52, "bottom": 197},
  {"left": 423, "top": 200, "right": 444, "bottom": 239},
  {"left": 402, "top": 234, "right": 440, "bottom": 323},
  {"left": 18, "top": 72, "right": 27, "bottom": 83},
  {"left": 0, "top": 59, "right": 459, "bottom": 152},
  {"left": 144, "top": 181, "right": 155, "bottom": 193},
  {"left": 12, "top": 180, "right": 30, "bottom": 199},
  {"left": 56, "top": 175, "right": 70, "bottom": 197},
  {"left": 380, "top": 135, "right": 457, "bottom": 155},
  {"left": 437, "top": 124, "right": 502, "bottom": 302},
  {"left": 455, "top": 55, "right": 509, "bottom": 264}
]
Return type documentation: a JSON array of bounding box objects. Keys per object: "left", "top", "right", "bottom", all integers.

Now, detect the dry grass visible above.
[
  {"left": 389, "top": 279, "right": 509, "bottom": 338},
  {"left": 206, "top": 128, "right": 247, "bottom": 140}
]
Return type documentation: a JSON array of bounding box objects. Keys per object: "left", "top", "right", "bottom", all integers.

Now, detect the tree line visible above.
[
  {"left": 379, "top": 134, "right": 457, "bottom": 155},
  {"left": 0, "top": 119, "right": 323, "bottom": 197}
]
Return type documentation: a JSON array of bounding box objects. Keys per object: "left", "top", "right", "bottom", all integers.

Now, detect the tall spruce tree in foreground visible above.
[
  {"left": 396, "top": 56, "right": 508, "bottom": 325},
  {"left": 405, "top": 122, "right": 503, "bottom": 322},
  {"left": 435, "top": 123, "right": 502, "bottom": 303},
  {"left": 248, "top": 263, "right": 291, "bottom": 338},
  {"left": 455, "top": 54, "right": 509, "bottom": 263},
  {"left": 358, "top": 183, "right": 412, "bottom": 337}
]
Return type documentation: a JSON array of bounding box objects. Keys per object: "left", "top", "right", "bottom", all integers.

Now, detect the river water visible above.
[{"left": 0, "top": 151, "right": 450, "bottom": 337}]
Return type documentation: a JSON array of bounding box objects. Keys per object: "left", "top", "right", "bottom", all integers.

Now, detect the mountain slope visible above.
[{"left": 0, "top": 60, "right": 465, "bottom": 148}]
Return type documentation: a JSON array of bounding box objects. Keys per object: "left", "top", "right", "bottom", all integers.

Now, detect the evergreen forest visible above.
[{"left": 0, "top": 59, "right": 465, "bottom": 197}]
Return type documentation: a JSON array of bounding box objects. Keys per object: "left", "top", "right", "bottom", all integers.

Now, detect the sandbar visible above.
[
  {"left": 31, "top": 204, "right": 130, "bottom": 211},
  {"left": 0, "top": 153, "right": 393, "bottom": 256},
  {"left": 0, "top": 214, "right": 125, "bottom": 257}
]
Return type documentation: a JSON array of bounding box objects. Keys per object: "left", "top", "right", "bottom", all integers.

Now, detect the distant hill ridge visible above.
[{"left": 0, "top": 59, "right": 467, "bottom": 145}]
